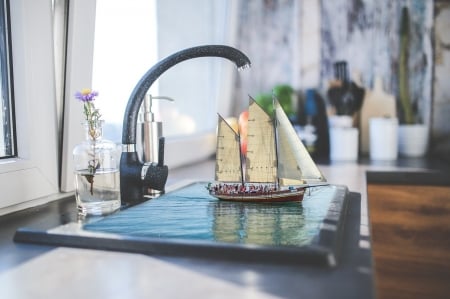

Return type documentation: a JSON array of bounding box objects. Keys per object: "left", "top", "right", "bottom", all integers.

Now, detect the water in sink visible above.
[{"left": 84, "top": 182, "right": 337, "bottom": 247}]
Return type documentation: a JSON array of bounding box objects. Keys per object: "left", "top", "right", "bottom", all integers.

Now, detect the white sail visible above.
[
  {"left": 215, "top": 115, "right": 242, "bottom": 182},
  {"left": 275, "top": 101, "right": 304, "bottom": 185},
  {"left": 274, "top": 99, "right": 326, "bottom": 183},
  {"left": 245, "top": 98, "right": 277, "bottom": 183}
]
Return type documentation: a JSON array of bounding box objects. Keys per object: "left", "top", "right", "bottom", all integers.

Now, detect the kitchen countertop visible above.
[{"left": 0, "top": 157, "right": 448, "bottom": 299}]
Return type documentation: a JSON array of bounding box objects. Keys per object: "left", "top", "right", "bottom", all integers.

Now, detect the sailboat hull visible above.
[{"left": 210, "top": 187, "right": 305, "bottom": 203}]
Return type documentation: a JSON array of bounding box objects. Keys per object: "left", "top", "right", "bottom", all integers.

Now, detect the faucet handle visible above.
[
  {"left": 142, "top": 162, "right": 168, "bottom": 192},
  {"left": 158, "top": 137, "right": 165, "bottom": 167}
]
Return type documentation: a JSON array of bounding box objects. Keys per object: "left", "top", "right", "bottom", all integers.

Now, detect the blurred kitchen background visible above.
[{"left": 230, "top": 0, "right": 448, "bottom": 162}]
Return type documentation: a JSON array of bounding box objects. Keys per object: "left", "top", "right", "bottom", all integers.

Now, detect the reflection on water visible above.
[
  {"left": 84, "top": 183, "right": 336, "bottom": 247},
  {"left": 213, "top": 201, "right": 306, "bottom": 246}
]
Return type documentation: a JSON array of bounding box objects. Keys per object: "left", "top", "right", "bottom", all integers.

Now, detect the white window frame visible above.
[{"left": 0, "top": 0, "right": 60, "bottom": 214}]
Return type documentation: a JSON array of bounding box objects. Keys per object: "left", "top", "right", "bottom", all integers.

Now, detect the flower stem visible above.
[{"left": 83, "top": 174, "right": 95, "bottom": 195}]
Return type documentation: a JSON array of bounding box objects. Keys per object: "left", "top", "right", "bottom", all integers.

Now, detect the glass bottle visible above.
[{"left": 73, "top": 120, "right": 121, "bottom": 216}]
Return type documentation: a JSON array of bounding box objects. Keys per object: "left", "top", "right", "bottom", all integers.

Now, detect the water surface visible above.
[{"left": 84, "top": 183, "right": 336, "bottom": 247}]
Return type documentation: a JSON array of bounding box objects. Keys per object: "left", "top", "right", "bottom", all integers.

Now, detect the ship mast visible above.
[
  {"left": 272, "top": 95, "right": 280, "bottom": 189},
  {"left": 238, "top": 128, "right": 245, "bottom": 186}
]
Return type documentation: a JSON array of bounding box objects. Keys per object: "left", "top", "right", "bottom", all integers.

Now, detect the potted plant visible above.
[{"left": 397, "top": 7, "right": 429, "bottom": 157}]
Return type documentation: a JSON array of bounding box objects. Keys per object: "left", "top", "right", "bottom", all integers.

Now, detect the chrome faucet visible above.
[{"left": 120, "top": 45, "right": 251, "bottom": 204}]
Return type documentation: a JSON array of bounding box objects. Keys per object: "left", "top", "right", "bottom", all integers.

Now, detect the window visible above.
[
  {"left": 61, "top": 0, "right": 238, "bottom": 191},
  {"left": 0, "top": 0, "right": 244, "bottom": 212},
  {"left": 154, "top": 0, "right": 239, "bottom": 168},
  {"left": 0, "top": 0, "right": 60, "bottom": 213},
  {"left": 92, "top": 0, "right": 158, "bottom": 143},
  {"left": 91, "top": 0, "right": 237, "bottom": 141}
]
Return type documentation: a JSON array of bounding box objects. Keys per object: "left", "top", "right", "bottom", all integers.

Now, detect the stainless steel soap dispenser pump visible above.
[
  {"left": 139, "top": 94, "right": 174, "bottom": 196},
  {"left": 139, "top": 94, "right": 174, "bottom": 163}
]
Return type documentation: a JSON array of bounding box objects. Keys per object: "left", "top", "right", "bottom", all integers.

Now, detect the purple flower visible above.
[{"left": 75, "top": 89, "right": 99, "bottom": 102}]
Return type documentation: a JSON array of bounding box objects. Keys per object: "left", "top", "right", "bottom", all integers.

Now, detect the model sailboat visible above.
[{"left": 208, "top": 97, "right": 326, "bottom": 203}]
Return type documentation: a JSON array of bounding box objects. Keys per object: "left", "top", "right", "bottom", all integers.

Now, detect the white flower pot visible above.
[
  {"left": 329, "top": 127, "right": 359, "bottom": 161},
  {"left": 328, "top": 115, "right": 353, "bottom": 128},
  {"left": 398, "top": 124, "right": 429, "bottom": 157},
  {"left": 369, "top": 117, "right": 398, "bottom": 161}
]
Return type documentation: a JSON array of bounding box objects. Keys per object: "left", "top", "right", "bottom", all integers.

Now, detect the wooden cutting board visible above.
[{"left": 359, "top": 77, "right": 396, "bottom": 154}]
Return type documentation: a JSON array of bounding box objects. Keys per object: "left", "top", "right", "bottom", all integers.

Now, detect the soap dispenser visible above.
[{"left": 138, "top": 94, "right": 174, "bottom": 196}]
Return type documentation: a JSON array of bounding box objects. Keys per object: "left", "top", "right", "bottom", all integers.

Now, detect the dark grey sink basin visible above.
[{"left": 14, "top": 182, "right": 350, "bottom": 267}]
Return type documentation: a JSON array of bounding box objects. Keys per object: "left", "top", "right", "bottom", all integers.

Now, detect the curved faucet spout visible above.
[
  {"left": 120, "top": 45, "right": 250, "bottom": 204},
  {"left": 121, "top": 45, "right": 251, "bottom": 145}
]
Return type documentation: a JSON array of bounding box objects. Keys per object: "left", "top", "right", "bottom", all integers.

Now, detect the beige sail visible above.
[
  {"left": 215, "top": 115, "right": 242, "bottom": 182},
  {"left": 275, "top": 100, "right": 304, "bottom": 185},
  {"left": 274, "top": 99, "right": 326, "bottom": 183},
  {"left": 245, "top": 98, "right": 277, "bottom": 183}
]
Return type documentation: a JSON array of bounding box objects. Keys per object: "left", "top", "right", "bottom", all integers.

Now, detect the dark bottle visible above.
[
  {"left": 327, "top": 61, "right": 364, "bottom": 116},
  {"left": 303, "top": 89, "right": 330, "bottom": 161}
]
